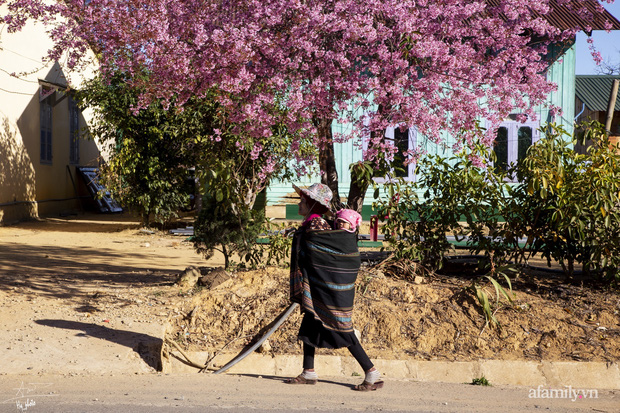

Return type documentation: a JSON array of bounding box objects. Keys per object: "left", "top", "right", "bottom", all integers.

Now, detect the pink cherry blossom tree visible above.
[{"left": 1, "top": 0, "right": 614, "bottom": 210}]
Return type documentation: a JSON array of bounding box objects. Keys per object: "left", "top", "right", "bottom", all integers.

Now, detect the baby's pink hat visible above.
[{"left": 335, "top": 209, "right": 362, "bottom": 232}]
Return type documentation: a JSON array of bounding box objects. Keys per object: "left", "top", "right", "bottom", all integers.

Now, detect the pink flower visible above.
[{"left": 3, "top": 0, "right": 604, "bottom": 172}]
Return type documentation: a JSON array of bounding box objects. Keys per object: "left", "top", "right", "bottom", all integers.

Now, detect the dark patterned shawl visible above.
[{"left": 290, "top": 226, "right": 361, "bottom": 333}]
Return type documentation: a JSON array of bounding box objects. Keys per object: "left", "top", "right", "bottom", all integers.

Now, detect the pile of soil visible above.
[{"left": 167, "top": 259, "right": 620, "bottom": 364}]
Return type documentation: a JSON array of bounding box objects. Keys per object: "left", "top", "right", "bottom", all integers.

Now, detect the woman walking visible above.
[{"left": 286, "top": 183, "right": 383, "bottom": 391}]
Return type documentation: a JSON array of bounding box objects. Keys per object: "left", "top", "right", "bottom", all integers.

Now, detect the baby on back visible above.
[{"left": 334, "top": 209, "right": 362, "bottom": 233}]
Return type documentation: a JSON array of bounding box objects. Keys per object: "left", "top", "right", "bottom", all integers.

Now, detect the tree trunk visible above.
[
  {"left": 347, "top": 128, "right": 383, "bottom": 213},
  {"left": 566, "top": 257, "right": 574, "bottom": 282},
  {"left": 605, "top": 79, "right": 619, "bottom": 133},
  {"left": 347, "top": 178, "right": 366, "bottom": 213},
  {"left": 142, "top": 210, "right": 151, "bottom": 228},
  {"left": 242, "top": 181, "right": 258, "bottom": 209},
  {"left": 222, "top": 244, "right": 230, "bottom": 270},
  {"left": 347, "top": 104, "right": 387, "bottom": 213},
  {"left": 315, "top": 116, "right": 341, "bottom": 211}
]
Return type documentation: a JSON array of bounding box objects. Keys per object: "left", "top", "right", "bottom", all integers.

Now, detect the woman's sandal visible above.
[
  {"left": 353, "top": 380, "right": 384, "bottom": 391},
  {"left": 285, "top": 374, "right": 317, "bottom": 385}
]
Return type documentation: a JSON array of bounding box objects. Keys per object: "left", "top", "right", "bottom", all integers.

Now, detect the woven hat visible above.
[
  {"left": 293, "top": 183, "right": 332, "bottom": 209},
  {"left": 335, "top": 209, "right": 362, "bottom": 232}
]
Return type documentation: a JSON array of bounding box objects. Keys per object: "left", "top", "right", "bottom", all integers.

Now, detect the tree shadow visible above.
[
  {"left": 1, "top": 61, "right": 105, "bottom": 223},
  {"left": 4, "top": 212, "right": 144, "bottom": 233},
  {"left": 35, "top": 319, "right": 163, "bottom": 371},
  {"left": 0, "top": 116, "right": 37, "bottom": 223},
  {"left": 0, "top": 242, "right": 179, "bottom": 303}
]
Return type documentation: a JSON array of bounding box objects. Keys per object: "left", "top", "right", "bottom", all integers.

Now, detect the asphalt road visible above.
[{"left": 0, "top": 373, "right": 617, "bottom": 413}]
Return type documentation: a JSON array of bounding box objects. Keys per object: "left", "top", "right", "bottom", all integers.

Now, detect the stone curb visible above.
[{"left": 162, "top": 352, "right": 620, "bottom": 390}]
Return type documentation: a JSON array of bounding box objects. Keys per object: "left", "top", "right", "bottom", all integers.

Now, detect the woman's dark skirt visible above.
[{"left": 298, "top": 312, "right": 358, "bottom": 349}]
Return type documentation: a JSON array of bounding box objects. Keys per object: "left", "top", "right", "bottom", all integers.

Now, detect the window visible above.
[
  {"left": 391, "top": 126, "right": 416, "bottom": 179},
  {"left": 364, "top": 126, "right": 417, "bottom": 182},
  {"left": 69, "top": 96, "right": 80, "bottom": 165},
  {"left": 493, "top": 117, "right": 539, "bottom": 176},
  {"left": 40, "top": 95, "right": 53, "bottom": 164}
]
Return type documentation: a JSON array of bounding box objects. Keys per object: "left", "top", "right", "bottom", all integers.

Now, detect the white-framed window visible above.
[
  {"left": 69, "top": 96, "right": 80, "bottom": 165},
  {"left": 40, "top": 94, "right": 53, "bottom": 164},
  {"left": 364, "top": 126, "right": 417, "bottom": 182},
  {"left": 492, "top": 117, "right": 540, "bottom": 176}
]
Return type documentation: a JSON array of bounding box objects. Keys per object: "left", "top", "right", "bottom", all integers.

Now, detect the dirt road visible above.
[
  {"left": 0, "top": 213, "right": 210, "bottom": 375},
  {"left": 1, "top": 373, "right": 617, "bottom": 413}
]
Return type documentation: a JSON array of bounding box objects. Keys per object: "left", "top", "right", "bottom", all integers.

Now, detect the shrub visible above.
[
  {"left": 376, "top": 134, "right": 512, "bottom": 273},
  {"left": 192, "top": 193, "right": 266, "bottom": 270},
  {"left": 509, "top": 121, "right": 620, "bottom": 281},
  {"left": 375, "top": 121, "right": 620, "bottom": 285}
]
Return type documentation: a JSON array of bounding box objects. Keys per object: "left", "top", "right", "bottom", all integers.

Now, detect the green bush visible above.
[
  {"left": 375, "top": 133, "right": 516, "bottom": 325},
  {"left": 75, "top": 73, "right": 207, "bottom": 227},
  {"left": 375, "top": 133, "right": 513, "bottom": 273},
  {"left": 509, "top": 121, "right": 620, "bottom": 281},
  {"left": 192, "top": 193, "right": 266, "bottom": 270},
  {"left": 374, "top": 121, "right": 620, "bottom": 285}
]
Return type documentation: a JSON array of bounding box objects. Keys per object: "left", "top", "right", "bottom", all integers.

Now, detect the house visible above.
[
  {"left": 574, "top": 75, "right": 620, "bottom": 153},
  {"left": 265, "top": 3, "right": 620, "bottom": 220},
  {"left": 0, "top": 8, "right": 103, "bottom": 224}
]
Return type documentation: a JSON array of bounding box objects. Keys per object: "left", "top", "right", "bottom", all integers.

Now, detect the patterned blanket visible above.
[{"left": 290, "top": 229, "right": 361, "bottom": 333}]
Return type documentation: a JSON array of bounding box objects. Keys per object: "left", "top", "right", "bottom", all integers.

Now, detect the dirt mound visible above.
[{"left": 167, "top": 264, "right": 620, "bottom": 363}]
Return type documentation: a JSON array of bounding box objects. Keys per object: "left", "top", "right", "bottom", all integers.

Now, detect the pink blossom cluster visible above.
[
  {"left": 1, "top": 0, "right": 612, "bottom": 176},
  {"left": 586, "top": 37, "right": 604, "bottom": 65}
]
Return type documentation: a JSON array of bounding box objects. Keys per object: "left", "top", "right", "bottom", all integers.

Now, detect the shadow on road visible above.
[
  {"left": 238, "top": 374, "right": 355, "bottom": 389},
  {"left": 35, "top": 319, "right": 163, "bottom": 371}
]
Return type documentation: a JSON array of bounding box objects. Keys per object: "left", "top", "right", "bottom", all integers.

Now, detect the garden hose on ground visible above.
[{"left": 213, "top": 302, "right": 299, "bottom": 374}]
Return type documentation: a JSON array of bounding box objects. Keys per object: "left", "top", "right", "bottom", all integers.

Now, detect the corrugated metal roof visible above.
[
  {"left": 575, "top": 75, "right": 620, "bottom": 112},
  {"left": 544, "top": 0, "right": 620, "bottom": 31},
  {"left": 486, "top": 0, "right": 620, "bottom": 31}
]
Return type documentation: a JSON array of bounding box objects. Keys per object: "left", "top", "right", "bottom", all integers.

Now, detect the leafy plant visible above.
[
  {"left": 262, "top": 223, "right": 293, "bottom": 268},
  {"left": 508, "top": 121, "right": 620, "bottom": 282},
  {"left": 75, "top": 72, "right": 213, "bottom": 226},
  {"left": 192, "top": 193, "right": 266, "bottom": 270},
  {"left": 372, "top": 133, "right": 519, "bottom": 325},
  {"left": 190, "top": 104, "right": 310, "bottom": 270},
  {"left": 235, "top": 222, "right": 293, "bottom": 270},
  {"left": 374, "top": 178, "right": 427, "bottom": 266},
  {"left": 374, "top": 121, "right": 620, "bottom": 287},
  {"left": 471, "top": 376, "right": 491, "bottom": 386},
  {"left": 375, "top": 127, "right": 513, "bottom": 273},
  {"left": 470, "top": 271, "right": 515, "bottom": 327}
]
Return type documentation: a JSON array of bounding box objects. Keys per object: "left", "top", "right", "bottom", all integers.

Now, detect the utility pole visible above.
[{"left": 605, "top": 78, "right": 620, "bottom": 133}]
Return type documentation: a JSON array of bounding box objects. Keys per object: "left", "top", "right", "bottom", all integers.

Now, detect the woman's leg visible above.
[
  {"left": 303, "top": 342, "right": 315, "bottom": 370},
  {"left": 347, "top": 339, "right": 373, "bottom": 371},
  {"left": 348, "top": 338, "right": 383, "bottom": 390},
  {"left": 286, "top": 343, "right": 318, "bottom": 384}
]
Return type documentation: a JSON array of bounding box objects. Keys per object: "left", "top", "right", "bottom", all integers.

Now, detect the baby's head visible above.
[{"left": 335, "top": 209, "right": 362, "bottom": 233}]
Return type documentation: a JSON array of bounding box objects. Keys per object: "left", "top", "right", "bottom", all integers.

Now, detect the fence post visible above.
[{"left": 370, "top": 215, "right": 378, "bottom": 242}]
